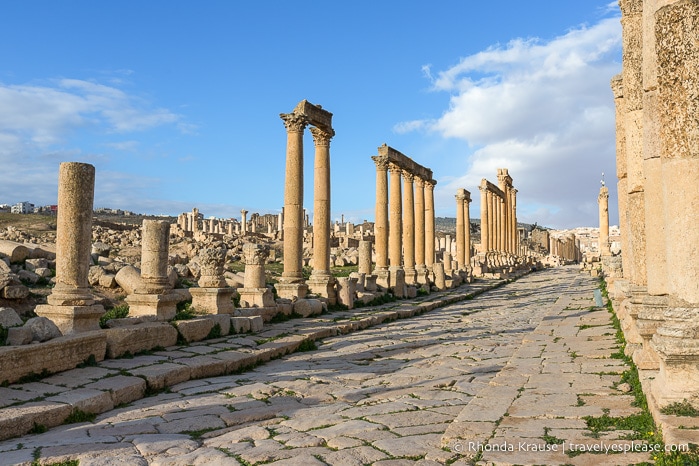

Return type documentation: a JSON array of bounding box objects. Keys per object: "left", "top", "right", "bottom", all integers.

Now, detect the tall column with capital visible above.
[
  {"left": 464, "top": 190, "right": 472, "bottom": 268},
  {"left": 279, "top": 112, "right": 308, "bottom": 285},
  {"left": 510, "top": 188, "right": 518, "bottom": 254},
  {"left": 372, "top": 156, "right": 389, "bottom": 275},
  {"left": 241, "top": 210, "right": 248, "bottom": 235},
  {"left": 424, "top": 180, "right": 436, "bottom": 268},
  {"left": 388, "top": 163, "right": 403, "bottom": 268},
  {"left": 414, "top": 177, "right": 427, "bottom": 283},
  {"left": 402, "top": 170, "right": 416, "bottom": 284},
  {"left": 388, "top": 163, "right": 405, "bottom": 296},
  {"left": 479, "top": 183, "right": 489, "bottom": 253},
  {"left": 598, "top": 185, "right": 610, "bottom": 256},
  {"left": 498, "top": 196, "right": 506, "bottom": 252},
  {"left": 455, "top": 189, "right": 466, "bottom": 270},
  {"left": 307, "top": 126, "right": 336, "bottom": 301}
]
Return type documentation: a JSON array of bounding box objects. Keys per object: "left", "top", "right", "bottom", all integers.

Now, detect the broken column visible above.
[
  {"left": 125, "top": 220, "right": 179, "bottom": 320},
  {"left": 190, "top": 244, "right": 235, "bottom": 314},
  {"left": 238, "top": 243, "right": 275, "bottom": 308},
  {"left": 35, "top": 162, "right": 104, "bottom": 333}
]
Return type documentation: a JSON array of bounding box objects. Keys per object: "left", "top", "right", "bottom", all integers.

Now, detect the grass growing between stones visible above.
[
  {"left": 99, "top": 303, "right": 129, "bottom": 328},
  {"left": 660, "top": 400, "right": 699, "bottom": 418},
  {"left": 64, "top": 408, "right": 96, "bottom": 424},
  {"left": 585, "top": 277, "right": 699, "bottom": 465}
]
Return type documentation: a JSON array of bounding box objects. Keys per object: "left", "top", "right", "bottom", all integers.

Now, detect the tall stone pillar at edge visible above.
[
  {"left": 414, "top": 177, "right": 429, "bottom": 285},
  {"left": 455, "top": 189, "right": 467, "bottom": 270},
  {"left": 402, "top": 170, "right": 417, "bottom": 285},
  {"left": 371, "top": 155, "right": 390, "bottom": 289},
  {"left": 388, "top": 163, "right": 405, "bottom": 297}
]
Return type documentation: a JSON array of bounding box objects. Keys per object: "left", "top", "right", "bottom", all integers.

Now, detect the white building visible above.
[{"left": 11, "top": 201, "right": 35, "bottom": 214}]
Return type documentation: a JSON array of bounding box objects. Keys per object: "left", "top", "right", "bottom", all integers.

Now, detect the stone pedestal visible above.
[
  {"left": 307, "top": 275, "right": 337, "bottom": 304},
  {"left": 275, "top": 283, "right": 307, "bottom": 300},
  {"left": 388, "top": 266, "right": 405, "bottom": 298},
  {"left": 125, "top": 292, "right": 179, "bottom": 321},
  {"left": 633, "top": 295, "right": 667, "bottom": 370},
  {"left": 374, "top": 269, "right": 390, "bottom": 290},
  {"left": 364, "top": 274, "right": 378, "bottom": 292},
  {"left": 238, "top": 287, "right": 275, "bottom": 309},
  {"left": 190, "top": 287, "right": 235, "bottom": 315},
  {"left": 336, "top": 277, "right": 358, "bottom": 309},
  {"left": 433, "top": 263, "right": 446, "bottom": 291}
]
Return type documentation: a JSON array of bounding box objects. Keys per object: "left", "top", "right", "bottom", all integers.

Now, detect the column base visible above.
[
  {"left": 190, "top": 287, "right": 236, "bottom": 314},
  {"left": 651, "top": 308, "right": 699, "bottom": 409},
  {"left": 374, "top": 268, "right": 390, "bottom": 290},
  {"left": 633, "top": 295, "right": 668, "bottom": 370},
  {"left": 403, "top": 267, "right": 417, "bottom": 285},
  {"left": 415, "top": 265, "right": 430, "bottom": 285},
  {"left": 364, "top": 274, "right": 378, "bottom": 292},
  {"left": 336, "top": 277, "right": 358, "bottom": 309},
  {"left": 619, "top": 286, "right": 647, "bottom": 356},
  {"left": 125, "top": 291, "right": 180, "bottom": 321},
  {"left": 432, "top": 263, "right": 446, "bottom": 291},
  {"left": 388, "top": 266, "right": 406, "bottom": 298},
  {"left": 307, "top": 274, "right": 337, "bottom": 305},
  {"left": 34, "top": 304, "right": 105, "bottom": 335},
  {"left": 275, "top": 282, "right": 308, "bottom": 300}
]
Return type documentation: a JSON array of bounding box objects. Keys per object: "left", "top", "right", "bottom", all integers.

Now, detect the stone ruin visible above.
[{"left": 608, "top": 0, "right": 699, "bottom": 413}]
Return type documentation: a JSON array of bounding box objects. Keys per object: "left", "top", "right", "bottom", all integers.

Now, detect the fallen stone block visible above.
[
  {"left": 249, "top": 316, "right": 264, "bottom": 332},
  {"left": 0, "top": 307, "right": 23, "bottom": 327},
  {"left": 0, "top": 240, "right": 29, "bottom": 263},
  {"left": 293, "top": 299, "right": 323, "bottom": 318},
  {"left": 6, "top": 326, "right": 32, "bottom": 345},
  {"left": 230, "top": 317, "right": 251, "bottom": 334},
  {"left": 173, "top": 318, "right": 215, "bottom": 343},
  {"left": 1, "top": 284, "right": 29, "bottom": 299}
]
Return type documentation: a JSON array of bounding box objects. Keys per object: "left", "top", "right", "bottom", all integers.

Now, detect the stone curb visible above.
[{"left": 0, "top": 272, "right": 527, "bottom": 442}]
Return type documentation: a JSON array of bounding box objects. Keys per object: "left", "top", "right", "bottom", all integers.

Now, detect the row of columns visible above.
[
  {"left": 478, "top": 169, "right": 518, "bottom": 254},
  {"left": 372, "top": 145, "right": 436, "bottom": 292},
  {"left": 454, "top": 188, "right": 472, "bottom": 270}
]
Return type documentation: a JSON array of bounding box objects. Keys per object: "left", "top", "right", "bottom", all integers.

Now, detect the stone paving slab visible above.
[{"left": 0, "top": 267, "right": 660, "bottom": 465}]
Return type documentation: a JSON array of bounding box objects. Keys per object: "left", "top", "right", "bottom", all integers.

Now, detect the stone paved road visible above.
[{"left": 0, "top": 267, "right": 652, "bottom": 465}]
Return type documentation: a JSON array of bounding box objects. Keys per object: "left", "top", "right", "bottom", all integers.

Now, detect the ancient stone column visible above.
[
  {"left": 238, "top": 243, "right": 275, "bottom": 308},
  {"left": 190, "top": 245, "right": 235, "bottom": 314},
  {"left": 310, "top": 127, "right": 333, "bottom": 275},
  {"left": 479, "top": 183, "right": 489, "bottom": 253},
  {"left": 510, "top": 188, "right": 518, "bottom": 254},
  {"left": 279, "top": 112, "right": 308, "bottom": 287},
  {"left": 424, "top": 179, "right": 436, "bottom": 267},
  {"left": 650, "top": 0, "right": 699, "bottom": 408},
  {"left": 240, "top": 210, "right": 248, "bottom": 235},
  {"left": 455, "top": 189, "right": 466, "bottom": 270},
  {"left": 611, "top": 75, "right": 630, "bottom": 278},
  {"left": 36, "top": 162, "right": 104, "bottom": 333},
  {"left": 358, "top": 240, "right": 373, "bottom": 276},
  {"left": 414, "top": 177, "right": 427, "bottom": 282},
  {"left": 192, "top": 208, "right": 200, "bottom": 233},
  {"left": 139, "top": 220, "right": 171, "bottom": 294},
  {"left": 498, "top": 196, "right": 505, "bottom": 252},
  {"left": 402, "top": 170, "right": 416, "bottom": 284},
  {"left": 372, "top": 156, "right": 389, "bottom": 272},
  {"left": 336, "top": 276, "right": 358, "bottom": 309},
  {"left": 388, "top": 163, "right": 403, "bottom": 268},
  {"left": 307, "top": 126, "right": 336, "bottom": 301},
  {"left": 464, "top": 190, "right": 472, "bottom": 268},
  {"left": 598, "top": 185, "right": 611, "bottom": 256}
]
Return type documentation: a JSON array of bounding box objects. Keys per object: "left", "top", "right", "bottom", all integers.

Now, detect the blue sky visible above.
[{"left": 0, "top": 1, "right": 622, "bottom": 229}]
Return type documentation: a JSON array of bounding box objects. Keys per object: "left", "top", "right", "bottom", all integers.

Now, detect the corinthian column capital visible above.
[
  {"left": 280, "top": 112, "right": 309, "bottom": 133},
  {"left": 310, "top": 126, "right": 334, "bottom": 147}
]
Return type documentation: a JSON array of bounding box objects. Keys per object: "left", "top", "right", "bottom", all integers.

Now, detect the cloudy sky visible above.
[{"left": 0, "top": 1, "right": 621, "bottom": 229}]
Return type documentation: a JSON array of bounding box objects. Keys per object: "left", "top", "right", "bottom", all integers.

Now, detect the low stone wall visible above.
[{"left": 0, "top": 332, "right": 106, "bottom": 384}]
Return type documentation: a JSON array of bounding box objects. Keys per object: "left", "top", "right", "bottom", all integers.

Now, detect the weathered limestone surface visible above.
[
  {"left": 0, "top": 332, "right": 106, "bottom": 384},
  {"left": 104, "top": 322, "right": 178, "bottom": 358},
  {"left": 0, "top": 268, "right": 656, "bottom": 465}
]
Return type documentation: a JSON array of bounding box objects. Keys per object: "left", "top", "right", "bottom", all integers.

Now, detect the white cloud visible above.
[
  {"left": 400, "top": 15, "right": 622, "bottom": 229},
  {"left": 0, "top": 77, "right": 185, "bottom": 210}
]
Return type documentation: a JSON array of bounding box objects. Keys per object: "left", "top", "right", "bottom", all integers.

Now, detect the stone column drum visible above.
[
  {"left": 126, "top": 220, "right": 179, "bottom": 320},
  {"left": 36, "top": 162, "right": 104, "bottom": 334}
]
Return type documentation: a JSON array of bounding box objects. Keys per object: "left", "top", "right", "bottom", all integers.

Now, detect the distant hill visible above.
[{"left": 435, "top": 216, "right": 542, "bottom": 235}]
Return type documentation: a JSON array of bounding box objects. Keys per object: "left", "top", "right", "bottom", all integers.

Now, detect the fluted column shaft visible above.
[
  {"left": 464, "top": 191, "right": 472, "bottom": 267},
  {"left": 479, "top": 185, "right": 489, "bottom": 253}
]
